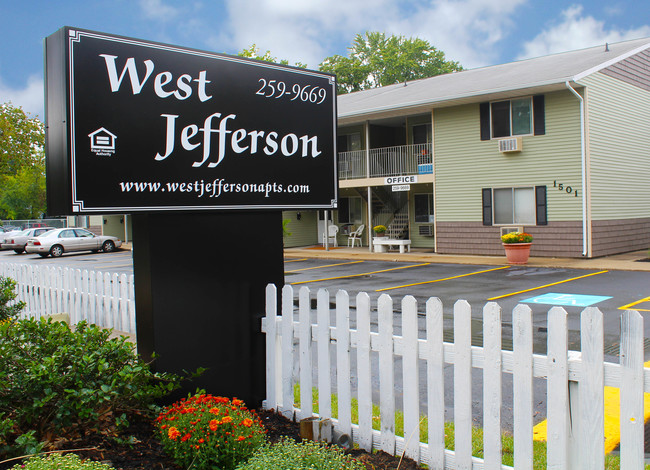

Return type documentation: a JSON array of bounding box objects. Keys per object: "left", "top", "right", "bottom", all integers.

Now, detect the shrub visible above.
[
  {"left": 10, "top": 452, "right": 116, "bottom": 470},
  {"left": 0, "top": 276, "right": 25, "bottom": 322},
  {"left": 0, "top": 318, "right": 185, "bottom": 458},
  {"left": 156, "top": 394, "right": 266, "bottom": 470},
  {"left": 237, "top": 438, "right": 365, "bottom": 470}
]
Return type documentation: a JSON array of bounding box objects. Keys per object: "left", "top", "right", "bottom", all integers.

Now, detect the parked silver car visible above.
[
  {"left": 25, "top": 228, "right": 122, "bottom": 258},
  {"left": 0, "top": 230, "right": 23, "bottom": 250},
  {"left": 2, "top": 227, "right": 54, "bottom": 253}
]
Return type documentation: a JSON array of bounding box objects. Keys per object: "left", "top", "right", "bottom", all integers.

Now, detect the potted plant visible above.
[
  {"left": 501, "top": 231, "right": 533, "bottom": 265},
  {"left": 373, "top": 225, "right": 387, "bottom": 237}
]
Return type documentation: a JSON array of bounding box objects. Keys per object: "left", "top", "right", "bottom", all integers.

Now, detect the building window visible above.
[
  {"left": 338, "top": 197, "right": 363, "bottom": 224},
  {"left": 482, "top": 186, "right": 547, "bottom": 226},
  {"left": 414, "top": 193, "right": 434, "bottom": 223},
  {"left": 337, "top": 133, "right": 361, "bottom": 152},
  {"left": 480, "top": 95, "right": 545, "bottom": 141},
  {"left": 491, "top": 98, "right": 531, "bottom": 138}
]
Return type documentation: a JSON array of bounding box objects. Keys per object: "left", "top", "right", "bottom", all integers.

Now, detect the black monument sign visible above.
[
  {"left": 45, "top": 27, "right": 337, "bottom": 214},
  {"left": 44, "top": 27, "right": 337, "bottom": 406}
]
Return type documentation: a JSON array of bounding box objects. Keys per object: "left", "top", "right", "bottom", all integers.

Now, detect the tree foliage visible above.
[
  {"left": 238, "top": 44, "right": 307, "bottom": 69},
  {"left": 0, "top": 103, "right": 46, "bottom": 220},
  {"left": 319, "top": 32, "right": 463, "bottom": 94}
]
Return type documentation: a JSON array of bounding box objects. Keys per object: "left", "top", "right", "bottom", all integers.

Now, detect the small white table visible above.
[{"left": 372, "top": 238, "right": 411, "bottom": 253}]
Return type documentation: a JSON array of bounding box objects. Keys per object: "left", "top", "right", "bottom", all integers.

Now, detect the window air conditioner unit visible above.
[
  {"left": 418, "top": 225, "right": 434, "bottom": 236},
  {"left": 500, "top": 226, "right": 524, "bottom": 236},
  {"left": 498, "top": 137, "right": 522, "bottom": 153}
]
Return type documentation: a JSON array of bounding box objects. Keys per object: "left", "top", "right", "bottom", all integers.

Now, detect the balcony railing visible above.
[{"left": 338, "top": 143, "right": 432, "bottom": 180}]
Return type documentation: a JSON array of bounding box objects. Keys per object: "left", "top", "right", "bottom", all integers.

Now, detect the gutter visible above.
[{"left": 565, "top": 81, "right": 588, "bottom": 257}]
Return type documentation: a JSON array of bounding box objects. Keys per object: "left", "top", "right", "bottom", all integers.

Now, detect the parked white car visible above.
[
  {"left": 2, "top": 227, "right": 54, "bottom": 253},
  {"left": 25, "top": 228, "right": 122, "bottom": 258}
]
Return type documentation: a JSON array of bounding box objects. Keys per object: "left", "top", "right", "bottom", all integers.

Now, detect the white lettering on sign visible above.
[
  {"left": 392, "top": 185, "right": 410, "bottom": 192},
  {"left": 154, "top": 113, "right": 322, "bottom": 168},
  {"left": 100, "top": 55, "right": 213, "bottom": 102},
  {"left": 384, "top": 176, "right": 417, "bottom": 185}
]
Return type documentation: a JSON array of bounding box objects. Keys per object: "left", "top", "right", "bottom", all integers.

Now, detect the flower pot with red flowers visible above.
[{"left": 501, "top": 232, "right": 533, "bottom": 265}]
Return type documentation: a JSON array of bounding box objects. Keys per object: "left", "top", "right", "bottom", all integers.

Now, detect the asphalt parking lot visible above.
[{"left": 284, "top": 256, "right": 650, "bottom": 355}]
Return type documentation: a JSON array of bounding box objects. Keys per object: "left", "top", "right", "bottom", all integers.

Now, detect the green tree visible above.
[
  {"left": 319, "top": 32, "right": 463, "bottom": 94},
  {"left": 0, "top": 103, "right": 45, "bottom": 220},
  {"left": 238, "top": 44, "right": 307, "bottom": 68}
]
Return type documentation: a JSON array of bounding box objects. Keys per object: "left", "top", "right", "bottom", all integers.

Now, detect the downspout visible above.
[{"left": 565, "top": 81, "right": 588, "bottom": 257}]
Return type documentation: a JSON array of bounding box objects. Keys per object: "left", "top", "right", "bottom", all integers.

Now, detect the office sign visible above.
[
  {"left": 385, "top": 175, "right": 417, "bottom": 185},
  {"left": 44, "top": 27, "right": 338, "bottom": 214}
]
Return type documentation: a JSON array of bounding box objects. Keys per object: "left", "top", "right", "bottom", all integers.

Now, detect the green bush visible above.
[
  {"left": 0, "top": 276, "right": 25, "bottom": 322},
  {"left": 237, "top": 438, "right": 365, "bottom": 470},
  {"left": 156, "top": 394, "right": 267, "bottom": 470},
  {"left": 0, "top": 318, "right": 185, "bottom": 458},
  {"left": 10, "top": 452, "right": 116, "bottom": 470}
]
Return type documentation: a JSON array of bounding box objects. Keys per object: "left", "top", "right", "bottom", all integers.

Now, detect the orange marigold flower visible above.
[
  {"left": 232, "top": 398, "right": 244, "bottom": 406},
  {"left": 167, "top": 427, "right": 180, "bottom": 440},
  {"left": 209, "top": 419, "right": 219, "bottom": 431},
  {"left": 198, "top": 438, "right": 205, "bottom": 443},
  {"left": 181, "top": 433, "right": 191, "bottom": 442},
  {"left": 209, "top": 408, "right": 220, "bottom": 415},
  {"left": 242, "top": 418, "right": 253, "bottom": 427},
  {"left": 237, "top": 436, "right": 246, "bottom": 441},
  {"left": 215, "top": 397, "right": 229, "bottom": 404},
  {"left": 221, "top": 416, "right": 233, "bottom": 424}
]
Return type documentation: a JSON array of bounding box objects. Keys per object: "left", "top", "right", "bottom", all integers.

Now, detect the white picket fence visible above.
[
  {"left": 0, "top": 263, "right": 135, "bottom": 333},
  {"left": 262, "top": 284, "right": 649, "bottom": 470}
]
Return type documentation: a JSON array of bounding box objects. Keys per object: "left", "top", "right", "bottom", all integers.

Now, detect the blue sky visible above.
[{"left": 2, "top": 0, "right": 649, "bottom": 119}]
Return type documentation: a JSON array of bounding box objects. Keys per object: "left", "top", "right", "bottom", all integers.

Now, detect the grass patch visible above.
[{"left": 294, "top": 384, "right": 648, "bottom": 470}]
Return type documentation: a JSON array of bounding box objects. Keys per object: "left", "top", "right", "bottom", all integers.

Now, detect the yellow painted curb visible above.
[{"left": 533, "top": 361, "right": 650, "bottom": 454}]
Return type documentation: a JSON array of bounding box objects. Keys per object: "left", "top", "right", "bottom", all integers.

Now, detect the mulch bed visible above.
[{"left": 0, "top": 409, "right": 424, "bottom": 470}]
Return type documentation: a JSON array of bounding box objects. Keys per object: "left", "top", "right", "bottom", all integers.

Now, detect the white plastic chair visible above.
[
  {"left": 322, "top": 225, "right": 339, "bottom": 247},
  {"left": 347, "top": 224, "right": 364, "bottom": 247}
]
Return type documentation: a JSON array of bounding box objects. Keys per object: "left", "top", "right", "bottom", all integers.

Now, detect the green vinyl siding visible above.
[
  {"left": 282, "top": 210, "right": 318, "bottom": 247},
  {"left": 434, "top": 90, "right": 583, "bottom": 223},
  {"left": 581, "top": 72, "right": 650, "bottom": 220}
]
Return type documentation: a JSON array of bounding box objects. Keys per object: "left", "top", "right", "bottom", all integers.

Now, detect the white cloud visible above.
[
  {"left": 0, "top": 75, "right": 44, "bottom": 119},
  {"left": 518, "top": 5, "right": 650, "bottom": 59},
  {"left": 213, "top": 0, "right": 526, "bottom": 69},
  {"left": 386, "top": 0, "right": 528, "bottom": 68},
  {"left": 138, "top": 0, "right": 180, "bottom": 21}
]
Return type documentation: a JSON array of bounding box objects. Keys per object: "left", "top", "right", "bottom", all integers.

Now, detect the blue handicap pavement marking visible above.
[{"left": 522, "top": 292, "right": 613, "bottom": 307}]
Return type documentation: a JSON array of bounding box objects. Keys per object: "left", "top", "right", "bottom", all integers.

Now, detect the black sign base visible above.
[{"left": 132, "top": 212, "right": 284, "bottom": 406}]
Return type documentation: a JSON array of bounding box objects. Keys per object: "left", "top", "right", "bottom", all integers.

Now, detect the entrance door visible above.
[{"left": 317, "top": 210, "right": 333, "bottom": 244}]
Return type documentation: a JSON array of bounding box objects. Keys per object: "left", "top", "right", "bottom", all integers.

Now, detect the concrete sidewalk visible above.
[{"left": 284, "top": 246, "right": 650, "bottom": 272}]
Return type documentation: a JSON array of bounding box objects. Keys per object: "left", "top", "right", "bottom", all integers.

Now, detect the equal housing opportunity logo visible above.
[{"left": 88, "top": 127, "right": 117, "bottom": 156}]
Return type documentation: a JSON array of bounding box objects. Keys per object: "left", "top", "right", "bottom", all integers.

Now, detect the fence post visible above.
[
  {"left": 547, "top": 307, "right": 569, "bottom": 469},
  {"left": 483, "top": 302, "right": 502, "bottom": 469},
  {"left": 356, "top": 292, "right": 373, "bottom": 451},
  {"left": 316, "top": 289, "right": 332, "bottom": 420},
  {"left": 402, "top": 295, "right": 420, "bottom": 462},
  {"left": 299, "top": 286, "right": 313, "bottom": 420},
  {"left": 264, "top": 284, "right": 278, "bottom": 411},
  {"left": 513, "top": 304, "right": 533, "bottom": 470},
  {"left": 378, "top": 293, "right": 395, "bottom": 454},
  {"left": 567, "top": 352, "right": 581, "bottom": 469},
  {"left": 336, "top": 290, "right": 352, "bottom": 439},
  {"left": 579, "top": 307, "right": 604, "bottom": 470},
  {"left": 426, "top": 297, "right": 445, "bottom": 469},
  {"left": 281, "top": 285, "right": 294, "bottom": 418},
  {"left": 454, "top": 299, "right": 472, "bottom": 470},
  {"left": 620, "top": 309, "right": 644, "bottom": 469}
]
